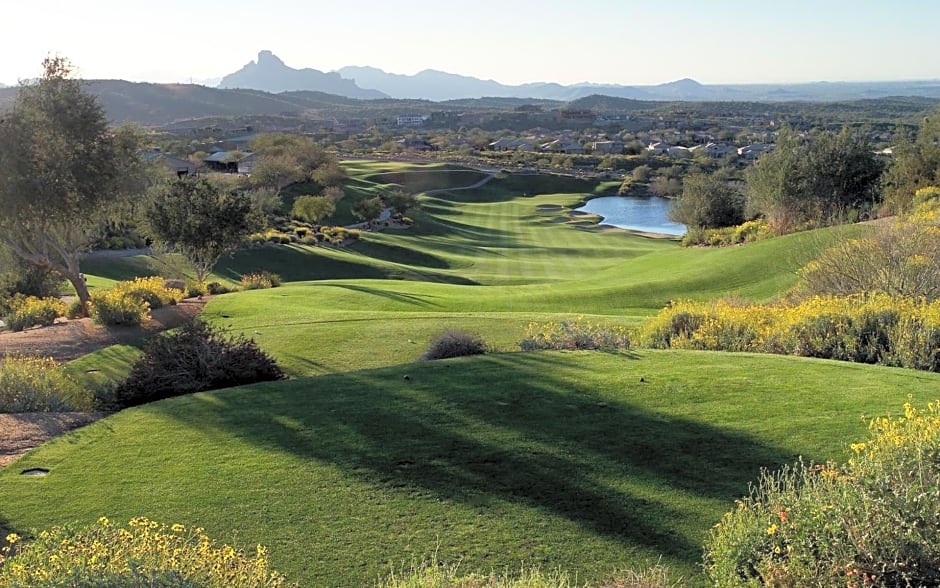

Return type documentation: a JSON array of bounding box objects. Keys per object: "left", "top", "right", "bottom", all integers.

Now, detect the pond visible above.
[{"left": 576, "top": 196, "right": 687, "bottom": 236}]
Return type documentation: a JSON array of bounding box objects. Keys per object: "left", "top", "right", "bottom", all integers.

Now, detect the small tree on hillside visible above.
[
  {"left": 351, "top": 196, "right": 385, "bottom": 223},
  {"left": 292, "top": 195, "right": 335, "bottom": 225},
  {"left": 383, "top": 189, "right": 417, "bottom": 215},
  {"left": 0, "top": 57, "right": 147, "bottom": 315},
  {"left": 144, "top": 178, "right": 264, "bottom": 284}
]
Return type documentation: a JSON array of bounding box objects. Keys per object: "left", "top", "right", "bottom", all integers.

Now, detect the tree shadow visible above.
[{"left": 156, "top": 353, "right": 800, "bottom": 566}]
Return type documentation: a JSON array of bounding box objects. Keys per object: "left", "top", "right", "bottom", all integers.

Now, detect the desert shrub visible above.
[
  {"left": 111, "top": 276, "right": 183, "bottom": 310},
  {"left": 0, "top": 517, "right": 296, "bottom": 587},
  {"left": 65, "top": 297, "right": 86, "bottom": 320},
  {"left": 680, "top": 219, "right": 771, "bottom": 247},
  {"left": 113, "top": 320, "right": 284, "bottom": 408},
  {"left": 0, "top": 257, "right": 62, "bottom": 316},
  {"left": 4, "top": 296, "right": 67, "bottom": 332},
  {"left": 185, "top": 280, "right": 207, "bottom": 298},
  {"left": 89, "top": 289, "right": 149, "bottom": 326},
  {"left": 241, "top": 272, "right": 273, "bottom": 290},
  {"left": 0, "top": 355, "right": 92, "bottom": 412},
  {"left": 636, "top": 294, "right": 940, "bottom": 371},
  {"left": 421, "top": 329, "right": 488, "bottom": 360},
  {"left": 704, "top": 399, "right": 940, "bottom": 588},
  {"left": 378, "top": 558, "right": 676, "bottom": 587},
  {"left": 206, "top": 281, "right": 234, "bottom": 295},
  {"left": 240, "top": 271, "right": 280, "bottom": 290},
  {"left": 247, "top": 232, "right": 267, "bottom": 245},
  {"left": 520, "top": 317, "right": 631, "bottom": 351}
]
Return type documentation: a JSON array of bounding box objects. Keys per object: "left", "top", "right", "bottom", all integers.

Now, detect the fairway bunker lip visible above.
[{"left": 20, "top": 468, "right": 49, "bottom": 477}]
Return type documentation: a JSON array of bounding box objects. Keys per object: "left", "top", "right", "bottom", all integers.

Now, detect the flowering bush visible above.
[
  {"left": 110, "top": 276, "right": 184, "bottom": 310},
  {"left": 636, "top": 294, "right": 940, "bottom": 371},
  {"left": 0, "top": 517, "right": 296, "bottom": 587},
  {"left": 240, "top": 271, "right": 280, "bottom": 290},
  {"left": 520, "top": 316, "right": 631, "bottom": 351},
  {"left": 704, "top": 399, "right": 940, "bottom": 587},
  {"left": 680, "top": 219, "right": 772, "bottom": 247},
  {"left": 89, "top": 288, "right": 150, "bottom": 326},
  {"left": 0, "top": 355, "right": 92, "bottom": 412},
  {"left": 4, "top": 296, "right": 66, "bottom": 332}
]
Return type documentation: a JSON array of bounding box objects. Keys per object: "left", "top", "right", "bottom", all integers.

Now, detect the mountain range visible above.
[
  {"left": 218, "top": 51, "right": 386, "bottom": 99},
  {"left": 218, "top": 51, "right": 940, "bottom": 102}
]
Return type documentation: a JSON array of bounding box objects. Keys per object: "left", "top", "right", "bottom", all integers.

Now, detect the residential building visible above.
[{"left": 592, "top": 140, "right": 625, "bottom": 155}]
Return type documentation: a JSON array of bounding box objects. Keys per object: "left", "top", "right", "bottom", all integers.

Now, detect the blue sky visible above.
[{"left": 2, "top": 0, "right": 937, "bottom": 87}]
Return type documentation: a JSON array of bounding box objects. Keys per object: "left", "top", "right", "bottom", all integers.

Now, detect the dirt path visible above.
[
  {"left": 0, "top": 298, "right": 210, "bottom": 469},
  {"left": 0, "top": 298, "right": 209, "bottom": 363}
]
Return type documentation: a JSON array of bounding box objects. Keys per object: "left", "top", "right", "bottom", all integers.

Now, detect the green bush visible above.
[
  {"left": 206, "top": 281, "right": 234, "bottom": 295},
  {"left": 420, "top": 329, "right": 488, "bottom": 360},
  {"left": 520, "top": 317, "right": 631, "bottom": 351},
  {"left": 0, "top": 517, "right": 296, "bottom": 587},
  {"left": 4, "top": 296, "right": 66, "bottom": 332},
  {"left": 0, "top": 355, "right": 92, "bottom": 412},
  {"left": 0, "top": 258, "right": 62, "bottom": 316},
  {"left": 65, "top": 298, "right": 86, "bottom": 320},
  {"left": 704, "top": 400, "right": 940, "bottom": 587},
  {"left": 112, "top": 320, "right": 285, "bottom": 408}
]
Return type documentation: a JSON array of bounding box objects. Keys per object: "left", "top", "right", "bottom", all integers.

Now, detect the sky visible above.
[{"left": 2, "top": 0, "right": 938, "bottom": 88}]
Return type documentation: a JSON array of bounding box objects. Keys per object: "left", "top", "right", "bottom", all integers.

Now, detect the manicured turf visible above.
[
  {"left": 4, "top": 351, "right": 938, "bottom": 586},
  {"left": 1, "top": 162, "right": 900, "bottom": 585}
]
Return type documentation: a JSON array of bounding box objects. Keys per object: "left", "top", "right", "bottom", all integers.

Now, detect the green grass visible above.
[
  {"left": 1, "top": 161, "right": 907, "bottom": 586},
  {"left": 3, "top": 352, "right": 938, "bottom": 586}
]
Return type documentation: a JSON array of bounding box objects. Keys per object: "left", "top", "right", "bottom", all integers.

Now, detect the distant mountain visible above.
[{"left": 218, "top": 51, "right": 387, "bottom": 99}]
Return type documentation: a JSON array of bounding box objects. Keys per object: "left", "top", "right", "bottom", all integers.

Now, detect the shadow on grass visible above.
[
  {"left": 157, "top": 352, "right": 798, "bottom": 566},
  {"left": 321, "top": 284, "right": 445, "bottom": 309}
]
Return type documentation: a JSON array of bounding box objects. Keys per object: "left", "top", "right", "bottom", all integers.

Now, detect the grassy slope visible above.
[
  {"left": 1, "top": 163, "right": 898, "bottom": 585},
  {"left": 5, "top": 352, "right": 938, "bottom": 586}
]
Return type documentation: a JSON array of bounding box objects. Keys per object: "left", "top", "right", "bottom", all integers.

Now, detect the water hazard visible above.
[{"left": 576, "top": 196, "right": 686, "bottom": 236}]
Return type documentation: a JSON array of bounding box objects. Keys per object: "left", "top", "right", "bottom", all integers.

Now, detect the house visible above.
[
  {"left": 540, "top": 139, "right": 584, "bottom": 155},
  {"left": 397, "top": 138, "right": 434, "bottom": 151},
  {"left": 203, "top": 151, "right": 256, "bottom": 173},
  {"left": 737, "top": 144, "right": 775, "bottom": 160},
  {"left": 489, "top": 138, "right": 535, "bottom": 151},
  {"left": 646, "top": 141, "right": 672, "bottom": 155},
  {"left": 690, "top": 142, "right": 735, "bottom": 159},
  {"left": 142, "top": 150, "right": 196, "bottom": 178},
  {"left": 592, "top": 140, "right": 625, "bottom": 155},
  {"left": 397, "top": 115, "right": 428, "bottom": 126},
  {"left": 667, "top": 145, "right": 693, "bottom": 159}
]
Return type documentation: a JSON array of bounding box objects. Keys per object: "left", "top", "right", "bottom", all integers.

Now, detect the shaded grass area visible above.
[{"left": 2, "top": 351, "right": 938, "bottom": 586}]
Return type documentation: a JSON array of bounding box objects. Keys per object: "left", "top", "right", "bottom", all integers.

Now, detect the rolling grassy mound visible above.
[{"left": 4, "top": 352, "right": 938, "bottom": 586}]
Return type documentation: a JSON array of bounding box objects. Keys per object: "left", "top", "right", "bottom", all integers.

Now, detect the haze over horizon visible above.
[{"left": 2, "top": 0, "right": 938, "bottom": 89}]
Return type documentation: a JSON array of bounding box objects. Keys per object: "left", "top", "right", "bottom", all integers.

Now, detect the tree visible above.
[
  {"left": 669, "top": 173, "right": 746, "bottom": 229},
  {"left": 248, "top": 134, "right": 334, "bottom": 193},
  {"left": 323, "top": 186, "right": 345, "bottom": 202},
  {"left": 746, "top": 126, "right": 883, "bottom": 233},
  {"left": 351, "top": 196, "right": 385, "bottom": 223},
  {"left": 0, "top": 57, "right": 146, "bottom": 314},
  {"left": 311, "top": 162, "right": 347, "bottom": 187},
  {"left": 631, "top": 164, "right": 652, "bottom": 182},
  {"left": 291, "top": 195, "right": 335, "bottom": 224},
  {"left": 383, "top": 189, "right": 416, "bottom": 215},
  {"left": 881, "top": 113, "right": 940, "bottom": 214},
  {"left": 145, "top": 178, "right": 264, "bottom": 284}
]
